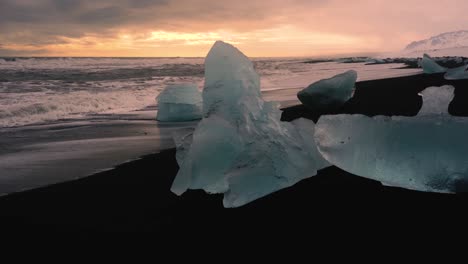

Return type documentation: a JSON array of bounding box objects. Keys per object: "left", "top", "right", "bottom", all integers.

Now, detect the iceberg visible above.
[
  {"left": 314, "top": 85, "right": 468, "bottom": 193},
  {"left": 171, "top": 41, "right": 329, "bottom": 207},
  {"left": 444, "top": 64, "right": 468, "bottom": 80},
  {"left": 156, "top": 83, "right": 202, "bottom": 122},
  {"left": 297, "top": 70, "right": 357, "bottom": 112},
  {"left": 421, "top": 54, "right": 447, "bottom": 74}
]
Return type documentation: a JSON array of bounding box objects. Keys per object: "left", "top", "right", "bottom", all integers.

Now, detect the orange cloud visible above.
[{"left": 1, "top": 0, "right": 468, "bottom": 56}]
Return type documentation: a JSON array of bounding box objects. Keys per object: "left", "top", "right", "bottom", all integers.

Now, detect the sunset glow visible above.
[{"left": 1, "top": 0, "right": 468, "bottom": 57}]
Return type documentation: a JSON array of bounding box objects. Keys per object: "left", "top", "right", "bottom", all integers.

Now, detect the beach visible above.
[
  {"left": 1, "top": 149, "right": 468, "bottom": 235},
  {"left": 2, "top": 73, "right": 468, "bottom": 234},
  {"left": 0, "top": 59, "right": 421, "bottom": 197}
]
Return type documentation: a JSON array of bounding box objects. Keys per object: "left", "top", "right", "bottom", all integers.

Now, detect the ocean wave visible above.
[
  {"left": 0, "top": 57, "right": 422, "bottom": 128},
  {"left": 0, "top": 65, "right": 204, "bottom": 83},
  {"left": 0, "top": 89, "right": 158, "bottom": 127}
]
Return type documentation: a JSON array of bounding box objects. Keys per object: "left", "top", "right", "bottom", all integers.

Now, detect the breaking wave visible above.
[{"left": 0, "top": 89, "right": 158, "bottom": 127}]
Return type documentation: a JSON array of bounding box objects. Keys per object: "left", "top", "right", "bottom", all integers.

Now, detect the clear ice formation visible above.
[
  {"left": 156, "top": 83, "right": 203, "bottom": 122},
  {"left": 297, "top": 70, "right": 357, "bottom": 112},
  {"left": 171, "top": 41, "right": 329, "bottom": 207},
  {"left": 172, "top": 127, "right": 195, "bottom": 165},
  {"left": 421, "top": 54, "right": 447, "bottom": 74},
  {"left": 314, "top": 85, "right": 468, "bottom": 193},
  {"left": 444, "top": 64, "right": 468, "bottom": 80}
]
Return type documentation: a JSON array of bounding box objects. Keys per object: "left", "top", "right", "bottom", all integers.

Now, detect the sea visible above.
[{"left": 0, "top": 57, "right": 421, "bottom": 195}]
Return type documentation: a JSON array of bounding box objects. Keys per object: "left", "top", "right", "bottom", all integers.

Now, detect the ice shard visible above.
[
  {"left": 172, "top": 128, "right": 195, "bottom": 165},
  {"left": 421, "top": 54, "right": 447, "bottom": 74},
  {"left": 156, "top": 83, "right": 202, "bottom": 122},
  {"left": 444, "top": 64, "right": 468, "bottom": 80},
  {"left": 297, "top": 70, "right": 357, "bottom": 112},
  {"left": 314, "top": 85, "right": 468, "bottom": 193},
  {"left": 171, "top": 41, "right": 329, "bottom": 207}
]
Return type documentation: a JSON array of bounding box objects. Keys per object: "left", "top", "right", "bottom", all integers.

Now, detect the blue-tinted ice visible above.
[
  {"left": 156, "top": 84, "right": 202, "bottom": 122},
  {"left": 315, "top": 85, "right": 468, "bottom": 193},
  {"left": 171, "top": 41, "right": 328, "bottom": 207},
  {"left": 444, "top": 65, "right": 468, "bottom": 80},
  {"left": 421, "top": 54, "right": 447, "bottom": 74},
  {"left": 297, "top": 70, "right": 357, "bottom": 112}
]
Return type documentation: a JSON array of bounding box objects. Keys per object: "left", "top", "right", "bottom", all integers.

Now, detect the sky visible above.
[{"left": 1, "top": 0, "right": 468, "bottom": 57}]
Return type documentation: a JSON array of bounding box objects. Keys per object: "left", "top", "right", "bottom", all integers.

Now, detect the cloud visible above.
[
  {"left": 1, "top": 0, "right": 468, "bottom": 56},
  {"left": 0, "top": 0, "right": 327, "bottom": 38}
]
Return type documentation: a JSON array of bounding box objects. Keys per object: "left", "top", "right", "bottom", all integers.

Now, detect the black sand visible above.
[
  {"left": 282, "top": 73, "right": 468, "bottom": 122},
  {"left": 2, "top": 73, "right": 468, "bottom": 234}
]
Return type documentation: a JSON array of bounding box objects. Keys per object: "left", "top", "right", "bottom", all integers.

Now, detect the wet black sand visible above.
[
  {"left": 282, "top": 73, "right": 468, "bottom": 122},
  {"left": 2, "top": 73, "right": 468, "bottom": 235}
]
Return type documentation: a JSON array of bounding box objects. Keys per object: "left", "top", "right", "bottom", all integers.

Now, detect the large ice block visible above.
[
  {"left": 171, "top": 41, "right": 329, "bottom": 207},
  {"left": 172, "top": 127, "right": 195, "bottom": 165},
  {"left": 444, "top": 65, "right": 468, "bottom": 80},
  {"left": 297, "top": 70, "right": 357, "bottom": 112},
  {"left": 314, "top": 85, "right": 468, "bottom": 193},
  {"left": 421, "top": 54, "right": 447, "bottom": 74},
  {"left": 156, "top": 83, "right": 202, "bottom": 122},
  {"left": 202, "top": 41, "right": 262, "bottom": 120}
]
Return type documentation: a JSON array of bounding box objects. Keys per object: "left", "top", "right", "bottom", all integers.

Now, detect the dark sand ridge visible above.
[{"left": 1, "top": 73, "right": 468, "bottom": 234}]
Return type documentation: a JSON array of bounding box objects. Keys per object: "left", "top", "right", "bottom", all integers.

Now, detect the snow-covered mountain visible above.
[
  {"left": 405, "top": 30, "right": 468, "bottom": 51},
  {"left": 402, "top": 30, "right": 468, "bottom": 57}
]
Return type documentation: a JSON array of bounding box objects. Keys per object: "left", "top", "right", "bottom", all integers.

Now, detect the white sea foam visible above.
[{"left": 0, "top": 89, "right": 158, "bottom": 127}]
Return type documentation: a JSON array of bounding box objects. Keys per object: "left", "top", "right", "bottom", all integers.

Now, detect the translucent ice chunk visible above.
[
  {"left": 444, "top": 65, "right": 468, "bottom": 80},
  {"left": 202, "top": 41, "right": 262, "bottom": 120},
  {"left": 418, "top": 85, "right": 454, "bottom": 115},
  {"left": 297, "top": 70, "right": 357, "bottom": 112},
  {"left": 171, "top": 116, "right": 244, "bottom": 195},
  {"left": 172, "top": 128, "right": 195, "bottom": 165},
  {"left": 171, "top": 41, "right": 329, "bottom": 207},
  {"left": 421, "top": 54, "right": 447, "bottom": 74},
  {"left": 156, "top": 83, "right": 202, "bottom": 122},
  {"left": 222, "top": 116, "right": 329, "bottom": 207},
  {"left": 315, "top": 85, "right": 468, "bottom": 193}
]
